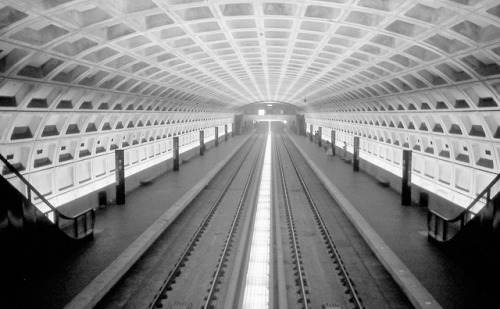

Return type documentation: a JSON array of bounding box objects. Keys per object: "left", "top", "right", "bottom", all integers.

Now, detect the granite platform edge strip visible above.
[
  {"left": 65, "top": 133, "right": 253, "bottom": 309},
  {"left": 287, "top": 133, "right": 442, "bottom": 309}
]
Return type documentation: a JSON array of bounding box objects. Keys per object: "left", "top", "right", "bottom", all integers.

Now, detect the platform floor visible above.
[
  {"left": 6, "top": 133, "right": 251, "bottom": 309},
  {"left": 287, "top": 131, "right": 500, "bottom": 309}
]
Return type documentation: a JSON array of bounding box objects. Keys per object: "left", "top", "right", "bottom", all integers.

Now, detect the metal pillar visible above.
[
  {"left": 225, "top": 124, "right": 228, "bottom": 141},
  {"left": 234, "top": 114, "right": 243, "bottom": 135},
  {"left": 296, "top": 114, "right": 305, "bottom": 136},
  {"left": 173, "top": 136, "right": 179, "bottom": 171},
  {"left": 115, "top": 149, "right": 125, "bottom": 205},
  {"left": 331, "top": 130, "right": 336, "bottom": 156},
  {"left": 353, "top": 136, "right": 360, "bottom": 172},
  {"left": 310, "top": 124, "right": 313, "bottom": 141},
  {"left": 232, "top": 123, "right": 235, "bottom": 137},
  {"left": 233, "top": 115, "right": 238, "bottom": 136},
  {"left": 402, "top": 150, "right": 412, "bottom": 206},
  {"left": 215, "top": 127, "right": 219, "bottom": 147},
  {"left": 318, "top": 127, "right": 322, "bottom": 147},
  {"left": 200, "top": 130, "right": 205, "bottom": 156}
]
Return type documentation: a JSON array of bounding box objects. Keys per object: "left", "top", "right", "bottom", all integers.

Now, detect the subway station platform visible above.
[
  {"left": 3, "top": 132, "right": 252, "bottom": 309},
  {"left": 5, "top": 128, "right": 500, "bottom": 309},
  {"left": 286, "top": 130, "right": 500, "bottom": 309}
]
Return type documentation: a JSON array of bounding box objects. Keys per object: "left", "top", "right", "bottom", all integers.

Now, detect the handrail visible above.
[
  {"left": 0, "top": 153, "right": 95, "bottom": 239},
  {"left": 429, "top": 172, "right": 500, "bottom": 224}
]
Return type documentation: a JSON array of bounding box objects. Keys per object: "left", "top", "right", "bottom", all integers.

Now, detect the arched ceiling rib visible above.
[{"left": 0, "top": 0, "right": 499, "bottom": 110}]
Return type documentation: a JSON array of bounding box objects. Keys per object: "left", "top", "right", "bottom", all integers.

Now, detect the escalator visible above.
[
  {"left": 427, "top": 172, "right": 500, "bottom": 243},
  {"left": 0, "top": 153, "right": 95, "bottom": 285}
]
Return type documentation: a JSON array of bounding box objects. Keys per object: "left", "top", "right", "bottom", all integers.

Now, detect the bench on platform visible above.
[
  {"left": 140, "top": 176, "right": 156, "bottom": 186},
  {"left": 376, "top": 176, "right": 390, "bottom": 187}
]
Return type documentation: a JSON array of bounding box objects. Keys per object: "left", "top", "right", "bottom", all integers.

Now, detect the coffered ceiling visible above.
[{"left": 0, "top": 0, "right": 500, "bottom": 110}]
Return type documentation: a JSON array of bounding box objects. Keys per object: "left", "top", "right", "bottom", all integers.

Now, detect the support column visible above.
[
  {"left": 402, "top": 150, "right": 412, "bottom": 206},
  {"left": 331, "top": 130, "right": 336, "bottom": 156},
  {"left": 215, "top": 127, "right": 219, "bottom": 147},
  {"left": 295, "top": 115, "right": 299, "bottom": 135},
  {"left": 309, "top": 124, "right": 313, "bottom": 141},
  {"left": 232, "top": 123, "right": 235, "bottom": 137},
  {"left": 233, "top": 114, "right": 241, "bottom": 136},
  {"left": 296, "top": 114, "right": 305, "bottom": 136},
  {"left": 199, "top": 130, "right": 205, "bottom": 156},
  {"left": 173, "top": 136, "right": 179, "bottom": 171},
  {"left": 318, "top": 127, "right": 322, "bottom": 147},
  {"left": 353, "top": 136, "right": 360, "bottom": 172},
  {"left": 225, "top": 124, "right": 228, "bottom": 141},
  {"left": 115, "top": 149, "right": 125, "bottom": 205}
]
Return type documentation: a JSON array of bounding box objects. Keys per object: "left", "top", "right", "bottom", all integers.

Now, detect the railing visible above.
[
  {"left": 0, "top": 153, "right": 95, "bottom": 240},
  {"left": 427, "top": 172, "right": 500, "bottom": 242}
]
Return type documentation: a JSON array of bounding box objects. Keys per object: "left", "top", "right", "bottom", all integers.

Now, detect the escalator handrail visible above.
[
  {"left": 428, "top": 172, "right": 500, "bottom": 224},
  {"left": 0, "top": 153, "right": 95, "bottom": 224}
]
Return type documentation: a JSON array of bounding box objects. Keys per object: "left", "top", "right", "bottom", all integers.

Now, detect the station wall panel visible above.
[
  {"left": 1, "top": 109, "right": 235, "bottom": 211},
  {"left": 306, "top": 109, "right": 499, "bottom": 212}
]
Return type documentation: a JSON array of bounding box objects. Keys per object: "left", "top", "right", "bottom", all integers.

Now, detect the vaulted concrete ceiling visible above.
[{"left": 0, "top": 0, "right": 499, "bottom": 110}]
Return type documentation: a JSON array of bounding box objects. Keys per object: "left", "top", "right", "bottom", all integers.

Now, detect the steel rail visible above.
[
  {"left": 150, "top": 133, "right": 262, "bottom": 309},
  {"left": 280, "top": 133, "right": 364, "bottom": 309}
]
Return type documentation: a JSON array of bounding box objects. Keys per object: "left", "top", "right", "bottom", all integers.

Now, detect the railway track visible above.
[
  {"left": 275, "top": 133, "right": 363, "bottom": 309},
  {"left": 274, "top": 131, "right": 412, "bottom": 309},
  {"left": 200, "top": 130, "right": 263, "bottom": 309},
  {"left": 275, "top": 133, "right": 311, "bottom": 308}
]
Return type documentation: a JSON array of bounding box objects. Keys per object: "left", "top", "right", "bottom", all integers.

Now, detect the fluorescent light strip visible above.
[{"left": 242, "top": 125, "right": 272, "bottom": 309}]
